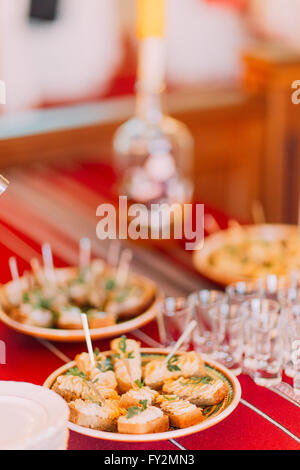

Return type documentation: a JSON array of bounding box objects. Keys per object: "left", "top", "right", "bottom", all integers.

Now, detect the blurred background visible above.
[{"left": 0, "top": 0, "right": 300, "bottom": 224}]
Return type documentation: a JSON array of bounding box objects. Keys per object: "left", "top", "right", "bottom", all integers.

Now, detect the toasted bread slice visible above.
[
  {"left": 10, "top": 304, "right": 54, "bottom": 328},
  {"left": 52, "top": 375, "right": 119, "bottom": 403},
  {"left": 156, "top": 395, "right": 204, "bottom": 428},
  {"left": 56, "top": 306, "right": 82, "bottom": 329},
  {"left": 118, "top": 406, "right": 169, "bottom": 434},
  {"left": 87, "top": 310, "right": 116, "bottom": 329},
  {"left": 69, "top": 399, "right": 125, "bottom": 432},
  {"left": 119, "top": 387, "right": 159, "bottom": 409},
  {"left": 162, "top": 376, "right": 228, "bottom": 407},
  {"left": 144, "top": 352, "right": 206, "bottom": 390},
  {"left": 111, "top": 337, "right": 142, "bottom": 393},
  {"left": 75, "top": 352, "right": 117, "bottom": 389}
]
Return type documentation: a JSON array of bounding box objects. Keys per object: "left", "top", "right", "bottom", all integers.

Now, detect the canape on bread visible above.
[
  {"left": 111, "top": 336, "right": 142, "bottom": 393},
  {"left": 87, "top": 310, "right": 116, "bottom": 329},
  {"left": 75, "top": 352, "right": 117, "bottom": 390},
  {"left": 144, "top": 352, "right": 206, "bottom": 390},
  {"left": 52, "top": 375, "right": 119, "bottom": 403},
  {"left": 156, "top": 395, "right": 204, "bottom": 428},
  {"left": 69, "top": 399, "right": 125, "bottom": 432},
  {"left": 10, "top": 304, "right": 54, "bottom": 328},
  {"left": 56, "top": 306, "right": 82, "bottom": 329},
  {"left": 117, "top": 406, "right": 169, "bottom": 435},
  {"left": 106, "top": 276, "right": 156, "bottom": 320},
  {"left": 162, "top": 376, "right": 228, "bottom": 407},
  {"left": 119, "top": 386, "right": 159, "bottom": 409}
]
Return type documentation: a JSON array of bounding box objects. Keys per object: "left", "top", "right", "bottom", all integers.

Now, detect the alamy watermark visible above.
[
  {"left": 291, "top": 80, "right": 300, "bottom": 104},
  {"left": 0, "top": 80, "right": 6, "bottom": 105},
  {"left": 96, "top": 197, "right": 204, "bottom": 251}
]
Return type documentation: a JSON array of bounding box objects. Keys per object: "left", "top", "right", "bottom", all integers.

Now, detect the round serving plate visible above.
[
  {"left": 44, "top": 348, "right": 241, "bottom": 443},
  {"left": 0, "top": 267, "right": 159, "bottom": 343},
  {"left": 193, "top": 224, "right": 299, "bottom": 286}
]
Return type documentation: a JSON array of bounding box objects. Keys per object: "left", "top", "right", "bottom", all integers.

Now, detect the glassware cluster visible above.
[{"left": 158, "top": 274, "right": 300, "bottom": 393}]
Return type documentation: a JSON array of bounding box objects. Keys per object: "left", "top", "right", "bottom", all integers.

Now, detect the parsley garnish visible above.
[
  {"left": 162, "top": 394, "right": 177, "bottom": 401},
  {"left": 126, "top": 400, "right": 147, "bottom": 419},
  {"left": 119, "top": 335, "right": 127, "bottom": 354},
  {"left": 94, "top": 348, "right": 100, "bottom": 357},
  {"left": 65, "top": 367, "right": 86, "bottom": 379},
  {"left": 167, "top": 356, "right": 181, "bottom": 372},
  {"left": 127, "top": 351, "right": 135, "bottom": 359},
  {"left": 180, "top": 376, "right": 213, "bottom": 386},
  {"left": 134, "top": 379, "right": 145, "bottom": 389},
  {"left": 97, "top": 357, "right": 113, "bottom": 373},
  {"left": 105, "top": 279, "right": 116, "bottom": 291},
  {"left": 23, "top": 292, "right": 30, "bottom": 303}
]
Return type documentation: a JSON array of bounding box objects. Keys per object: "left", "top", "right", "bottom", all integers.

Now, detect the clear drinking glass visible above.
[
  {"left": 209, "top": 302, "right": 246, "bottom": 375},
  {"left": 190, "top": 290, "right": 226, "bottom": 355},
  {"left": 281, "top": 304, "right": 300, "bottom": 377},
  {"left": 242, "top": 298, "right": 283, "bottom": 387},
  {"left": 226, "top": 279, "right": 265, "bottom": 305},
  {"left": 288, "top": 322, "right": 300, "bottom": 395},
  {"left": 157, "top": 297, "right": 192, "bottom": 349}
]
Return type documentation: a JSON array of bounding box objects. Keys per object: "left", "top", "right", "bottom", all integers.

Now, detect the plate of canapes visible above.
[
  {"left": 0, "top": 240, "right": 159, "bottom": 342},
  {"left": 44, "top": 336, "right": 241, "bottom": 442},
  {"left": 193, "top": 222, "right": 300, "bottom": 286}
]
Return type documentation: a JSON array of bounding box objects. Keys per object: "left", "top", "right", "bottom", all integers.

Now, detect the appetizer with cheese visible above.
[{"left": 51, "top": 337, "right": 230, "bottom": 435}]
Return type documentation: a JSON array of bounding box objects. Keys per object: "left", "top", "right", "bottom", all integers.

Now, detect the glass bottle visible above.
[{"left": 113, "top": 0, "right": 194, "bottom": 230}]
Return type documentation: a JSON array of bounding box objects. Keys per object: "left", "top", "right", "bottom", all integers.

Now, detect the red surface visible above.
[{"left": 0, "top": 161, "right": 299, "bottom": 450}]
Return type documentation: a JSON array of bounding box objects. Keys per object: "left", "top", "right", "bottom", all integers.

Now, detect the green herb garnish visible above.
[
  {"left": 127, "top": 351, "right": 135, "bottom": 359},
  {"left": 167, "top": 356, "right": 181, "bottom": 372},
  {"left": 23, "top": 292, "right": 30, "bottom": 303},
  {"left": 126, "top": 400, "right": 147, "bottom": 419},
  {"left": 97, "top": 357, "right": 113, "bottom": 373},
  {"left": 105, "top": 279, "right": 116, "bottom": 291},
  {"left": 162, "top": 394, "right": 177, "bottom": 401},
  {"left": 119, "top": 335, "right": 127, "bottom": 354},
  {"left": 65, "top": 367, "right": 86, "bottom": 379},
  {"left": 134, "top": 379, "right": 145, "bottom": 389},
  {"left": 180, "top": 376, "right": 213, "bottom": 386}
]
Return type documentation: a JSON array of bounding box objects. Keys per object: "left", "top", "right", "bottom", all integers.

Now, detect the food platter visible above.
[
  {"left": 193, "top": 224, "right": 300, "bottom": 286},
  {"left": 0, "top": 266, "right": 159, "bottom": 342},
  {"left": 44, "top": 348, "right": 241, "bottom": 443}
]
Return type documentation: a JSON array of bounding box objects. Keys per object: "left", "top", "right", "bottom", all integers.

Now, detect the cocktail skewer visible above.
[
  {"left": 30, "top": 258, "right": 44, "bottom": 285},
  {"left": 79, "top": 238, "right": 91, "bottom": 278},
  {"left": 42, "top": 243, "right": 56, "bottom": 284},
  {"left": 107, "top": 240, "right": 121, "bottom": 268},
  {"left": 8, "top": 257, "right": 22, "bottom": 303},
  {"left": 81, "top": 313, "right": 95, "bottom": 368},
  {"left": 163, "top": 320, "right": 197, "bottom": 365},
  {"left": 116, "top": 249, "right": 133, "bottom": 288},
  {"left": 252, "top": 200, "right": 266, "bottom": 225}
]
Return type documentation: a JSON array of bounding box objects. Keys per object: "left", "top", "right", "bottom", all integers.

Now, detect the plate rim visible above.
[
  {"left": 0, "top": 266, "right": 160, "bottom": 342},
  {"left": 43, "top": 348, "right": 241, "bottom": 443}
]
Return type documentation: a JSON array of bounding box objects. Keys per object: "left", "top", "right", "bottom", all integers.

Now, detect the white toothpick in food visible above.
[
  {"left": 116, "top": 249, "right": 133, "bottom": 287},
  {"left": 42, "top": 243, "right": 56, "bottom": 283},
  {"left": 81, "top": 313, "right": 95, "bottom": 368},
  {"left": 79, "top": 238, "right": 91, "bottom": 276},
  {"left": 164, "top": 320, "right": 197, "bottom": 365},
  {"left": 107, "top": 240, "right": 121, "bottom": 267},
  {"left": 156, "top": 302, "right": 167, "bottom": 346},
  {"left": 251, "top": 200, "right": 266, "bottom": 225},
  {"left": 8, "top": 257, "right": 22, "bottom": 303}
]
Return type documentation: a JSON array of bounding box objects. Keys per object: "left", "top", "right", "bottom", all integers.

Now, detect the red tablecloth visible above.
[{"left": 0, "top": 161, "right": 299, "bottom": 450}]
